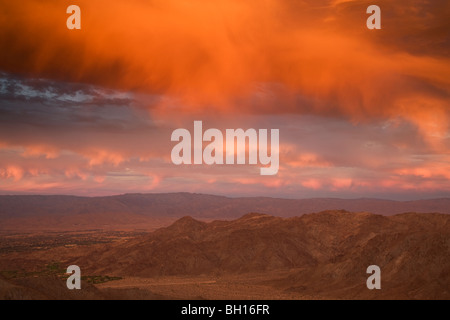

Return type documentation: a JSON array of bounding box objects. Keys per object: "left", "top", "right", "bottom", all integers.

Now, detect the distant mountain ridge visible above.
[{"left": 0, "top": 193, "right": 449, "bottom": 219}]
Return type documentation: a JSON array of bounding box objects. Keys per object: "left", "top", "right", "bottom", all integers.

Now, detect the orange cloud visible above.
[
  {"left": 1, "top": 0, "right": 448, "bottom": 122},
  {"left": 395, "top": 157, "right": 450, "bottom": 180},
  {"left": 85, "top": 149, "right": 126, "bottom": 167},
  {"left": 0, "top": 166, "right": 24, "bottom": 181},
  {"left": 284, "top": 151, "right": 332, "bottom": 168},
  {"left": 65, "top": 168, "right": 89, "bottom": 181}
]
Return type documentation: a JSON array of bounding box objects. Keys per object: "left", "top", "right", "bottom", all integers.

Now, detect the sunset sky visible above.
[{"left": 0, "top": 0, "right": 449, "bottom": 199}]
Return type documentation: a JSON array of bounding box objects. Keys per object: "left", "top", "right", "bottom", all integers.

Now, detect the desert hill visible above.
[{"left": 73, "top": 211, "right": 450, "bottom": 299}]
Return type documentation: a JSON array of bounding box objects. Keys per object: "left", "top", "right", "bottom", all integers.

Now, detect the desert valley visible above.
[{"left": 0, "top": 193, "right": 449, "bottom": 300}]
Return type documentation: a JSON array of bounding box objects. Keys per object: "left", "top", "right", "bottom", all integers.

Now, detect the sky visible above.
[{"left": 0, "top": 0, "right": 449, "bottom": 200}]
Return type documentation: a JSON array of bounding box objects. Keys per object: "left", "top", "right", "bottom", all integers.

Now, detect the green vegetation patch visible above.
[{"left": 0, "top": 270, "right": 21, "bottom": 279}]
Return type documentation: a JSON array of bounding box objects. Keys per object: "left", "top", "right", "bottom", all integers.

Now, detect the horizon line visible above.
[{"left": 0, "top": 191, "right": 449, "bottom": 202}]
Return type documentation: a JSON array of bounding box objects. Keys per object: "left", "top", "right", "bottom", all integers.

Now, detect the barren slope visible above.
[{"left": 72, "top": 211, "right": 449, "bottom": 299}]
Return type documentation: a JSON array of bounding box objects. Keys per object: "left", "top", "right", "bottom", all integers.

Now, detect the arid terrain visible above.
[{"left": 0, "top": 201, "right": 449, "bottom": 300}]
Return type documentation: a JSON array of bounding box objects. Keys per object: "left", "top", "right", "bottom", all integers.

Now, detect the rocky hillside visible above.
[{"left": 74, "top": 211, "right": 450, "bottom": 299}]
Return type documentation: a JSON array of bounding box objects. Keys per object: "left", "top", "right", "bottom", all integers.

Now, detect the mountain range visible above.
[
  {"left": 1, "top": 193, "right": 449, "bottom": 219},
  {"left": 71, "top": 211, "right": 450, "bottom": 299},
  {"left": 1, "top": 192, "right": 449, "bottom": 232}
]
